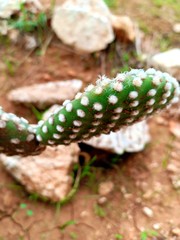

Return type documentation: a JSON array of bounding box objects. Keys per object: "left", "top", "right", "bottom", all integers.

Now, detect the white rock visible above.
[
  {"left": 153, "top": 223, "right": 161, "bottom": 230},
  {"left": 111, "top": 15, "right": 136, "bottom": 42},
  {"left": 51, "top": 0, "right": 114, "bottom": 53},
  {"left": 173, "top": 23, "right": 180, "bottom": 33},
  {"left": 169, "top": 121, "right": 180, "bottom": 139},
  {"left": 172, "top": 227, "right": 180, "bottom": 236},
  {"left": 7, "top": 79, "right": 83, "bottom": 109},
  {"left": 143, "top": 206, "right": 154, "bottom": 218},
  {"left": 0, "top": 20, "right": 10, "bottom": 35},
  {"left": 150, "top": 49, "right": 180, "bottom": 76},
  {"left": 98, "top": 196, "right": 107, "bottom": 205},
  {"left": 84, "top": 121, "right": 150, "bottom": 154},
  {"left": 0, "top": 0, "right": 42, "bottom": 18},
  {"left": 98, "top": 181, "right": 114, "bottom": 196},
  {"left": 24, "top": 35, "right": 38, "bottom": 49},
  {"left": 0, "top": 144, "right": 80, "bottom": 201}
]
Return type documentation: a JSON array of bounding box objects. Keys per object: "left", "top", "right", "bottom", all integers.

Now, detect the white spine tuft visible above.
[
  {"left": 148, "top": 89, "right": 157, "bottom": 96},
  {"left": 56, "top": 125, "right": 64, "bottom": 132},
  {"left": 53, "top": 133, "right": 61, "bottom": 139},
  {"left": 113, "top": 82, "right": 123, "bottom": 92},
  {"left": 26, "top": 134, "right": 34, "bottom": 142},
  {"left": 95, "top": 86, "right": 103, "bottom": 94},
  {"left": 147, "top": 99, "right": 155, "bottom": 106},
  {"left": 73, "top": 120, "right": 82, "bottom": 127},
  {"left": 11, "top": 138, "right": 20, "bottom": 144},
  {"left": 109, "top": 95, "right": 118, "bottom": 104},
  {"left": 85, "top": 84, "right": 94, "bottom": 92},
  {"left": 77, "top": 109, "right": 85, "bottom": 118},
  {"left": 48, "top": 117, "right": 54, "bottom": 125},
  {"left": 42, "top": 125, "right": 48, "bottom": 133},
  {"left": 75, "top": 92, "right": 82, "bottom": 99},
  {"left": 81, "top": 96, "right": 89, "bottom": 106},
  {"left": 133, "top": 77, "right": 143, "bottom": 87},
  {"left": 114, "top": 107, "right": 123, "bottom": 113},
  {"left": 0, "top": 120, "right": 6, "bottom": 128},
  {"left": 129, "top": 91, "right": 138, "bottom": 99},
  {"left": 93, "top": 103, "right": 103, "bottom": 111},
  {"left": 66, "top": 103, "right": 73, "bottom": 112},
  {"left": 130, "top": 101, "right": 139, "bottom": 107},
  {"left": 94, "top": 113, "right": 103, "bottom": 119},
  {"left": 36, "top": 135, "right": 42, "bottom": 142},
  {"left": 59, "top": 114, "right": 66, "bottom": 122}
]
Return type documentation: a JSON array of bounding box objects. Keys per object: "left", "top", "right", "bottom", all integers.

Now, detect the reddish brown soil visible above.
[{"left": 0, "top": 1, "right": 180, "bottom": 240}]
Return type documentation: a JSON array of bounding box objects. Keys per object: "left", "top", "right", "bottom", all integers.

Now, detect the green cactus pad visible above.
[
  {"left": 36, "top": 69, "right": 179, "bottom": 145},
  {"left": 0, "top": 108, "right": 44, "bottom": 156}
]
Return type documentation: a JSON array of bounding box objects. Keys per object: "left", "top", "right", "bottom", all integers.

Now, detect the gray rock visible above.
[
  {"left": 84, "top": 121, "right": 150, "bottom": 154},
  {"left": 51, "top": 0, "right": 114, "bottom": 53},
  {"left": 0, "top": 144, "right": 80, "bottom": 201},
  {"left": 7, "top": 79, "right": 83, "bottom": 109},
  {"left": 150, "top": 49, "right": 180, "bottom": 77}
]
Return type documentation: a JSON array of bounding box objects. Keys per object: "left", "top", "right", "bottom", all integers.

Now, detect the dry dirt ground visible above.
[{"left": 0, "top": 0, "right": 180, "bottom": 240}]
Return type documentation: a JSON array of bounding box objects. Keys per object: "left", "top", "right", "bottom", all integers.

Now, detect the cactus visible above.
[
  {"left": 0, "top": 107, "right": 45, "bottom": 156},
  {"left": 0, "top": 69, "right": 179, "bottom": 156}
]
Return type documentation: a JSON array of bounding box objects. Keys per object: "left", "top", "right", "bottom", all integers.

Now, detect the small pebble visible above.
[
  {"left": 172, "top": 228, "right": 180, "bottom": 236},
  {"left": 167, "top": 163, "right": 179, "bottom": 173},
  {"left": 98, "top": 196, "right": 107, "bottom": 205},
  {"left": 80, "top": 210, "right": 89, "bottom": 218},
  {"left": 98, "top": 181, "right": 114, "bottom": 196},
  {"left": 153, "top": 223, "right": 161, "bottom": 230},
  {"left": 143, "top": 206, "right": 154, "bottom": 218},
  {"left": 173, "top": 23, "right": 180, "bottom": 33}
]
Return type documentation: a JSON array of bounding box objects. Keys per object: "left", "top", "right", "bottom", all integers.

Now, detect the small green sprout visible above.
[
  {"left": 94, "top": 204, "right": 106, "bottom": 218},
  {"left": 115, "top": 234, "right": 123, "bottom": 239},
  {"left": 59, "top": 220, "right": 76, "bottom": 231},
  {"left": 140, "top": 229, "right": 159, "bottom": 240}
]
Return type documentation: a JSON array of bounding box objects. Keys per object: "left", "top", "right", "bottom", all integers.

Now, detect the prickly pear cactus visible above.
[
  {"left": 36, "top": 69, "right": 179, "bottom": 145},
  {"left": 0, "top": 68, "right": 179, "bottom": 156}
]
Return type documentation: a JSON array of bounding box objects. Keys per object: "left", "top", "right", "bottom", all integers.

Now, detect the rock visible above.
[
  {"left": 8, "top": 29, "right": 20, "bottom": 43},
  {"left": 143, "top": 206, "right": 154, "bottom": 218},
  {"left": 24, "top": 35, "right": 38, "bottom": 49},
  {"left": 143, "top": 190, "right": 153, "bottom": 199},
  {"left": 150, "top": 48, "right": 180, "bottom": 76},
  {"left": 169, "top": 121, "right": 180, "bottom": 139},
  {"left": 153, "top": 223, "right": 161, "bottom": 230},
  {"left": 51, "top": 0, "right": 114, "bottom": 53},
  {"left": 167, "top": 163, "right": 179, "bottom": 173},
  {"left": 7, "top": 79, "right": 83, "bottom": 109},
  {"left": 173, "top": 23, "right": 180, "bottom": 33},
  {"left": 80, "top": 210, "right": 89, "bottom": 218},
  {"left": 0, "top": 0, "right": 42, "bottom": 18},
  {"left": 0, "top": 20, "right": 11, "bottom": 35},
  {"left": 98, "top": 181, "right": 114, "bottom": 196},
  {"left": 97, "top": 196, "right": 107, "bottom": 205},
  {"left": 167, "top": 159, "right": 180, "bottom": 190},
  {"left": 172, "top": 227, "right": 180, "bottom": 236},
  {"left": 111, "top": 15, "right": 136, "bottom": 42},
  {"left": 84, "top": 121, "right": 150, "bottom": 154},
  {"left": 0, "top": 144, "right": 80, "bottom": 202},
  {"left": 170, "top": 175, "right": 180, "bottom": 190}
]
